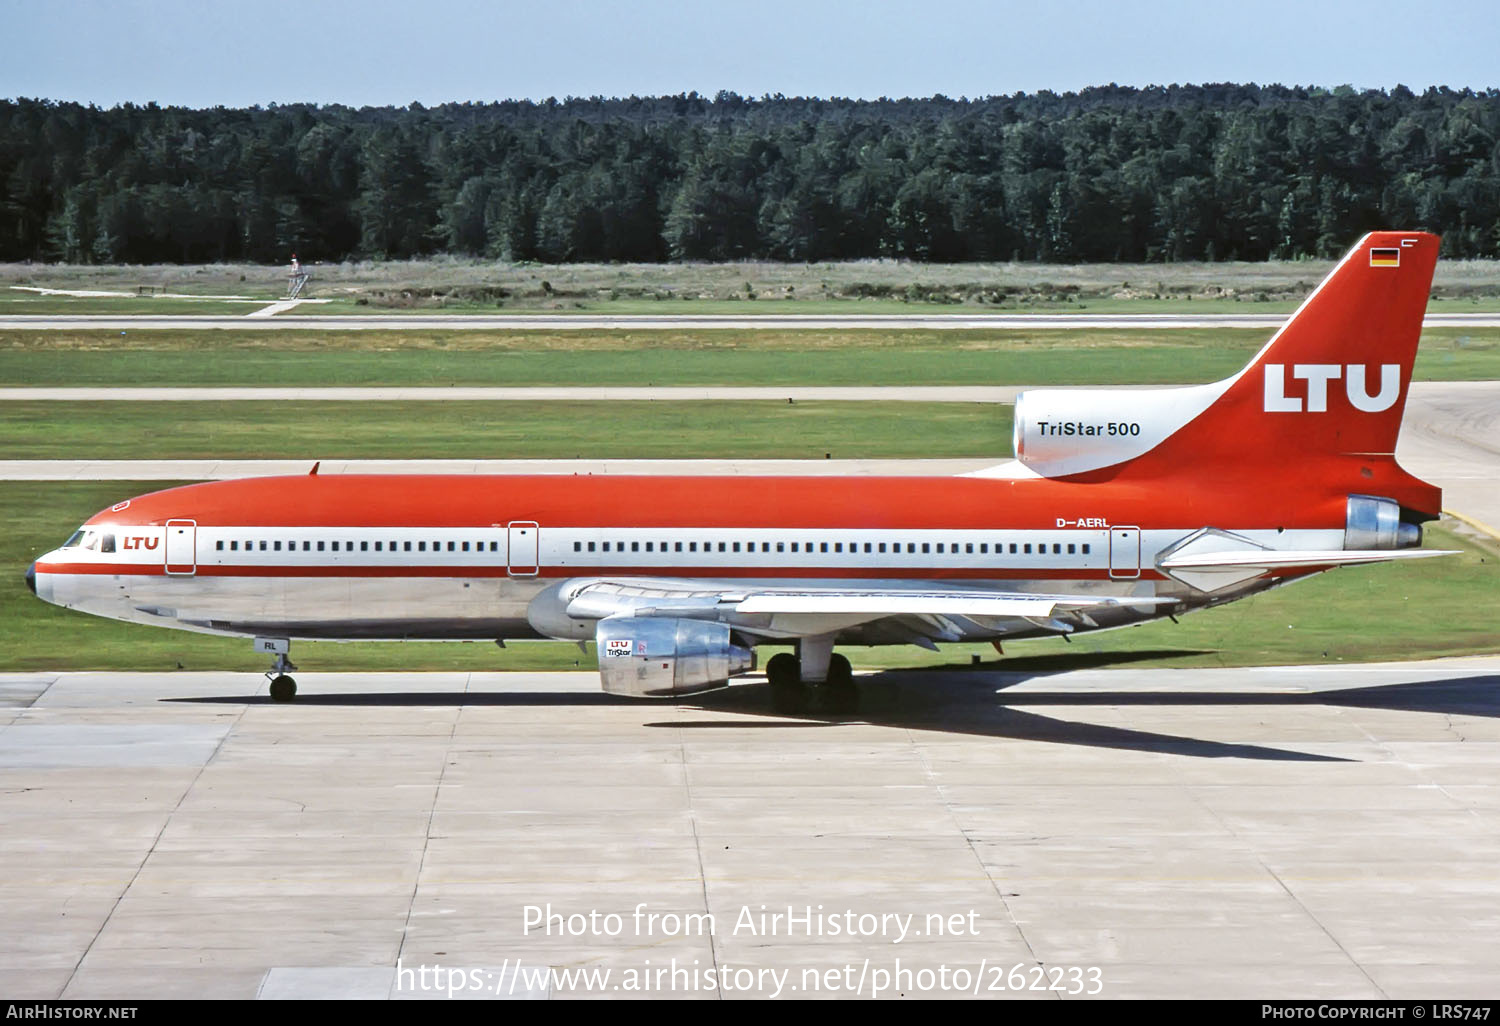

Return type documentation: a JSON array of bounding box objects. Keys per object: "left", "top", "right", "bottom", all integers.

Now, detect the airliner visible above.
[{"left": 26, "top": 232, "right": 1454, "bottom": 706}]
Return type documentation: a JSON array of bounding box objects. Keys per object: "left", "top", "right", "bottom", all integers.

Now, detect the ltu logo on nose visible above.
[{"left": 1263, "top": 364, "right": 1400, "bottom": 412}]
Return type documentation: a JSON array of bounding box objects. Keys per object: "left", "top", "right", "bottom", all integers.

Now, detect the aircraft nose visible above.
[{"left": 25, "top": 562, "right": 36, "bottom": 595}]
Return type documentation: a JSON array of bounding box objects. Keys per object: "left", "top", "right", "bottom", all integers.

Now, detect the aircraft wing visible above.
[{"left": 560, "top": 578, "right": 1172, "bottom": 641}]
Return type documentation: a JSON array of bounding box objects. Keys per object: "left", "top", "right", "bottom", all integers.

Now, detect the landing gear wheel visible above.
[
  {"left": 269, "top": 674, "right": 297, "bottom": 703},
  {"left": 766, "top": 653, "right": 808, "bottom": 713},
  {"left": 766, "top": 652, "right": 800, "bottom": 688},
  {"left": 812, "top": 654, "right": 859, "bottom": 715}
]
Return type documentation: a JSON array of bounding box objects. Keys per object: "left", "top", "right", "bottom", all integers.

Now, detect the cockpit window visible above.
[
  {"left": 62, "top": 530, "right": 85, "bottom": 549},
  {"left": 100, "top": 534, "right": 116, "bottom": 553},
  {"left": 83, "top": 532, "right": 100, "bottom": 551}
]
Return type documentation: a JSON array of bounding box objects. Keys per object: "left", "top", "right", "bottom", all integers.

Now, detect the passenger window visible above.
[
  {"left": 462, "top": 542, "right": 470, "bottom": 552},
  {"left": 1024, "top": 544, "right": 1031, "bottom": 554},
  {"left": 275, "top": 541, "right": 283, "bottom": 551},
  {"left": 587, "top": 541, "right": 596, "bottom": 552},
  {"left": 922, "top": 543, "right": 930, "bottom": 554},
  {"left": 776, "top": 542, "right": 784, "bottom": 552},
  {"left": 717, "top": 542, "right": 725, "bottom": 552},
  {"left": 216, "top": 540, "right": 224, "bottom": 551},
  {"left": 231, "top": 541, "right": 239, "bottom": 551},
  {"left": 675, "top": 542, "right": 683, "bottom": 552},
  {"left": 1053, "top": 543, "right": 1061, "bottom": 554},
  {"left": 645, "top": 542, "right": 653, "bottom": 552},
  {"left": 864, "top": 543, "right": 872, "bottom": 553},
  {"left": 732, "top": 542, "right": 741, "bottom": 553},
  {"left": 688, "top": 542, "right": 697, "bottom": 552},
  {"left": 631, "top": 542, "right": 639, "bottom": 552},
  {"left": 303, "top": 541, "right": 311, "bottom": 551},
  {"left": 332, "top": 541, "right": 340, "bottom": 552},
  {"left": 317, "top": 541, "right": 326, "bottom": 551},
  {"left": 878, "top": 543, "right": 886, "bottom": 553},
  {"left": 936, "top": 543, "right": 944, "bottom": 553},
  {"left": 907, "top": 543, "right": 916, "bottom": 554},
  {"left": 1082, "top": 543, "right": 1091, "bottom": 554},
  {"left": 1067, "top": 543, "right": 1076, "bottom": 554},
  {"left": 448, "top": 542, "right": 455, "bottom": 552},
  {"left": 820, "top": 543, "right": 829, "bottom": 553}
]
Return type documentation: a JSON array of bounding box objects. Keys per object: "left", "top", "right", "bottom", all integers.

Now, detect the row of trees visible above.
[{"left": 3, "top": 85, "right": 1499, "bottom": 265}]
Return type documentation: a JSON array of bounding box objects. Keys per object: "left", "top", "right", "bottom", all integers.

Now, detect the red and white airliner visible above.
[{"left": 27, "top": 232, "right": 1455, "bottom": 705}]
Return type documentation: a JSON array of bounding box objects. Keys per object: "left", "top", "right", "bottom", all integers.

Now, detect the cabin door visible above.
[
  {"left": 507, "top": 521, "right": 539, "bottom": 577},
  {"left": 165, "top": 519, "right": 197, "bottom": 576},
  {"left": 1108, "top": 526, "right": 1141, "bottom": 580}
]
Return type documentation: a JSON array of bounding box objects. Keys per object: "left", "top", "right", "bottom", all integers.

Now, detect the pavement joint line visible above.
[
  {"left": 679, "top": 712, "right": 723, "bottom": 999},
  {"left": 1256, "top": 857, "right": 1387, "bottom": 999},
  {"left": 59, "top": 680, "right": 250, "bottom": 999},
  {"left": 1189, "top": 789, "right": 1389, "bottom": 998},
  {"left": 909, "top": 730, "right": 1044, "bottom": 974},
  {"left": 393, "top": 678, "right": 463, "bottom": 986}
]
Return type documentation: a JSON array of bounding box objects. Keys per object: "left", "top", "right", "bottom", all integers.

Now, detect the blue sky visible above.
[{"left": 5, "top": 0, "right": 1497, "bottom": 107}]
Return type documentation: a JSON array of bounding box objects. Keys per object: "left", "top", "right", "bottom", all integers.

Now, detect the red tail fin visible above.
[
  {"left": 1012, "top": 232, "right": 1442, "bottom": 516},
  {"left": 1146, "top": 230, "right": 1438, "bottom": 469}
]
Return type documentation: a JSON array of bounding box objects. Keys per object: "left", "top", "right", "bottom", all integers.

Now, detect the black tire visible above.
[
  {"left": 766, "top": 652, "right": 800, "bottom": 688},
  {"left": 269, "top": 674, "right": 297, "bottom": 703},
  {"left": 825, "top": 653, "right": 853, "bottom": 687}
]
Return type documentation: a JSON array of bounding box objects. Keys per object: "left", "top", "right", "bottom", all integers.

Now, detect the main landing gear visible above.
[
  {"left": 255, "top": 637, "right": 298, "bottom": 703},
  {"left": 765, "top": 637, "right": 858, "bottom": 715}
]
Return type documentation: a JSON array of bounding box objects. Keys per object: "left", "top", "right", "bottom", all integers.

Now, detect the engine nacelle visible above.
[
  {"left": 596, "top": 617, "right": 754, "bottom": 698},
  {"left": 1345, "top": 495, "right": 1420, "bottom": 549},
  {"left": 1012, "top": 381, "right": 1225, "bottom": 477}
]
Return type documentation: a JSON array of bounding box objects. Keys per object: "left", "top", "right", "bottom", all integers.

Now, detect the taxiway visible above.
[{"left": 3, "top": 660, "right": 1499, "bottom": 999}]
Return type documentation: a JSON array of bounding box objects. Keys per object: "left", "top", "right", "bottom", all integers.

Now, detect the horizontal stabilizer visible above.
[{"left": 1158, "top": 548, "right": 1458, "bottom": 571}]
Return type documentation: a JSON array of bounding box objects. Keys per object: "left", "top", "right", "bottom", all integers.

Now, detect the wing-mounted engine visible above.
[
  {"left": 596, "top": 617, "right": 754, "bottom": 698},
  {"left": 1012, "top": 381, "right": 1228, "bottom": 478}
]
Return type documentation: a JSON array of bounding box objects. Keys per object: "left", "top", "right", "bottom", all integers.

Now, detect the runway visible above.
[
  {"left": 5, "top": 311, "right": 1500, "bottom": 330},
  {"left": 4, "top": 659, "right": 1499, "bottom": 999}
]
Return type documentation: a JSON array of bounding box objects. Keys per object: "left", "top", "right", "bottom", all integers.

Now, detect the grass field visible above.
[
  {"left": 0, "top": 295, "right": 269, "bottom": 316},
  {"left": 9, "top": 255, "right": 1500, "bottom": 314},
  {"left": 7, "top": 482, "right": 1497, "bottom": 673},
  {"left": 0, "top": 400, "right": 1011, "bottom": 459},
  {"left": 2, "top": 327, "right": 1497, "bottom": 386}
]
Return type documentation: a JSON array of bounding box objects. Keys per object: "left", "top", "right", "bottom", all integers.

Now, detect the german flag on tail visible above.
[{"left": 1370, "top": 247, "right": 1400, "bottom": 267}]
